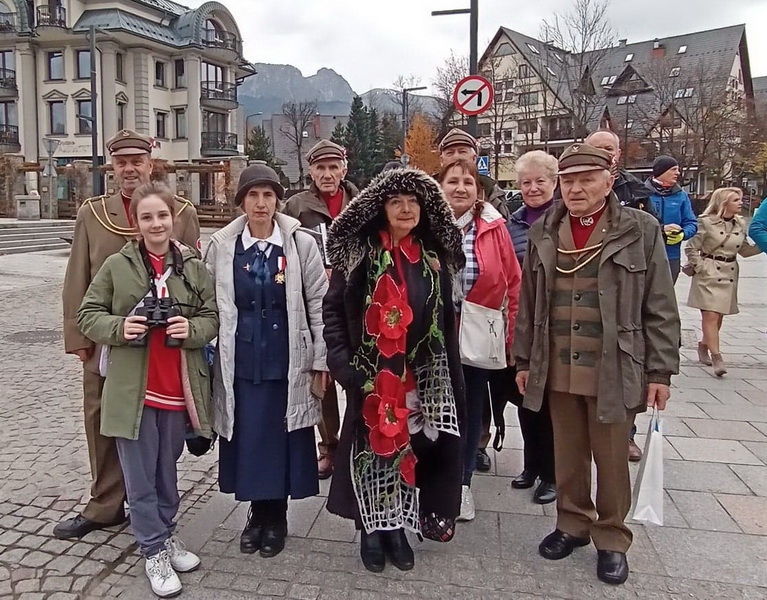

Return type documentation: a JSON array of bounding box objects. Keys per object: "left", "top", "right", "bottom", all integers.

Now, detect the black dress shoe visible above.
[
  {"left": 360, "top": 530, "right": 386, "bottom": 573},
  {"left": 597, "top": 550, "right": 629, "bottom": 585},
  {"left": 52, "top": 514, "right": 125, "bottom": 540},
  {"left": 475, "top": 449, "right": 492, "bottom": 473},
  {"left": 533, "top": 481, "right": 557, "bottom": 505},
  {"left": 240, "top": 525, "right": 262, "bottom": 554},
  {"left": 511, "top": 470, "right": 537, "bottom": 489},
  {"left": 382, "top": 529, "right": 414, "bottom": 571},
  {"left": 538, "top": 529, "right": 590, "bottom": 560},
  {"left": 259, "top": 523, "right": 287, "bottom": 558}
]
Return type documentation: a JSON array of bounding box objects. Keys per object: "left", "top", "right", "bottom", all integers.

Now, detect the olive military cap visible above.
[
  {"left": 305, "top": 139, "right": 346, "bottom": 165},
  {"left": 438, "top": 128, "right": 478, "bottom": 152},
  {"left": 106, "top": 129, "right": 153, "bottom": 156},
  {"left": 557, "top": 143, "right": 612, "bottom": 175}
]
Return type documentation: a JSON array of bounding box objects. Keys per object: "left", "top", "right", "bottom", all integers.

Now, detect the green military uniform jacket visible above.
[
  {"left": 62, "top": 192, "right": 200, "bottom": 370},
  {"left": 77, "top": 241, "right": 218, "bottom": 440}
]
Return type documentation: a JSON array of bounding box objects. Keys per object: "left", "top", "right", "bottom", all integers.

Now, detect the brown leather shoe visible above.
[
  {"left": 318, "top": 454, "right": 334, "bottom": 480},
  {"left": 628, "top": 439, "right": 642, "bottom": 462}
]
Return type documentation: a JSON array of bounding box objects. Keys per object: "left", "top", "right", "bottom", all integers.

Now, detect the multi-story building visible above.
[
  {"left": 0, "top": 0, "right": 254, "bottom": 204},
  {"left": 474, "top": 24, "right": 755, "bottom": 194}
]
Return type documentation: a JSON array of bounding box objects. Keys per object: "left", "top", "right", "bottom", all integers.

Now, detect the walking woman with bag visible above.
[
  {"left": 204, "top": 164, "right": 329, "bottom": 560},
  {"left": 683, "top": 187, "right": 762, "bottom": 376},
  {"left": 323, "top": 168, "right": 466, "bottom": 573},
  {"left": 78, "top": 182, "right": 218, "bottom": 598},
  {"left": 437, "top": 158, "right": 521, "bottom": 521}
]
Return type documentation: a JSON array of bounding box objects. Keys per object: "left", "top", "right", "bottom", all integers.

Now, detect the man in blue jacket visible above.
[
  {"left": 749, "top": 198, "right": 767, "bottom": 253},
  {"left": 645, "top": 156, "right": 697, "bottom": 282}
]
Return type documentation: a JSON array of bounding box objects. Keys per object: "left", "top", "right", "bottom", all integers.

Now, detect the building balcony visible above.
[
  {"left": 0, "top": 11, "right": 17, "bottom": 33},
  {"left": 201, "top": 131, "right": 238, "bottom": 157},
  {"left": 202, "top": 28, "right": 242, "bottom": 56},
  {"left": 0, "top": 124, "right": 20, "bottom": 152},
  {"left": 540, "top": 127, "right": 574, "bottom": 142},
  {"left": 36, "top": 5, "right": 66, "bottom": 28},
  {"left": 0, "top": 68, "right": 17, "bottom": 98},
  {"left": 201, "top": 82, "right": 238, "bottom": 111}
]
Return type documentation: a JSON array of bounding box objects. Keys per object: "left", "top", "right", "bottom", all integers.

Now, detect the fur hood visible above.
[{"left": 326, "top": 169, "right": 465, "bottom": 280}]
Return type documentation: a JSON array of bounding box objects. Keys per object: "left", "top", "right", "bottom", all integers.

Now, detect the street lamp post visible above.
[
  {"left": 401, "top": 86, "right": 427, "bottom": 162},
  {"left": 432, "top": 0, "right": 479, "bottom": 137}
]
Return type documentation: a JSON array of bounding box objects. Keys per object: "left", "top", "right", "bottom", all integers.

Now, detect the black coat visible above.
[{"left": 322, "top": 169, "right": 467, "bottom": 525}]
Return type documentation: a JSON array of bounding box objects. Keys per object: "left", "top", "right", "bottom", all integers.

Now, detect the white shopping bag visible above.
[{"left": 631, "top": 410, "right": 664, "bottom": 526}]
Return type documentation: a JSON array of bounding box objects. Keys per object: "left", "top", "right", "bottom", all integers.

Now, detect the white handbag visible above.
[{"left": 459, "top": 300, "right": 506, "bottom": 370}]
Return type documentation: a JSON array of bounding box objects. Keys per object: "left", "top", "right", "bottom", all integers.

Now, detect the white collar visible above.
[{"left": 241, "top": 222, "right": 283, "bottom": 251}]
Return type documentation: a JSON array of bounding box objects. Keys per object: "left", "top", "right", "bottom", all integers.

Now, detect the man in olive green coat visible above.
[
  {"left": 56, "top": 130, "right": 200, "bottom": 539},
  {"left": 514, "top": 144, "right": 679, "bottom": 586}
]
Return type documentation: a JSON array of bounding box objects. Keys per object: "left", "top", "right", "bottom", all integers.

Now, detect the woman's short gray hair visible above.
[{"left": 515, "top": 150, "right": 559, "bottom": 180}]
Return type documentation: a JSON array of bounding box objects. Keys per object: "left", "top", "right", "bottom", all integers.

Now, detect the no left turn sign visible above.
[{"left": 453, "top": 75, "right": 494, "bottom": 116}]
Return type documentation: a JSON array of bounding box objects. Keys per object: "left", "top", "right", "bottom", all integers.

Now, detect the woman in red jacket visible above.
[{"left": 437, "top": 159, "right": 521, "bottom": 521}]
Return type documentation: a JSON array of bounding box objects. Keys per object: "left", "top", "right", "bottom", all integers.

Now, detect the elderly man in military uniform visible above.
[
  {"left": 55, "top": 130, "right": 200, "bottom": 539},
  {"left": 282, "top": 139, "right": 358, "bottom": 480},
  {"left": 513, "top": 144, "right": 679, "bottom": 585}
]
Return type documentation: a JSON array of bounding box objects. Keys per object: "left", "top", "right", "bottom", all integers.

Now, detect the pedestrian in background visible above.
[
  {"left": 57, "top": 130, "right": 200, "bottom": 541},
  {"left": 323, "top": 169, "right": 466, "bottom": 573},
  {"left": 77, "top": 182, "right": 217, "bottom": 598},
  {"left": 645, "top": 155, "right": 697, "bottom": 283},
  {"left": 438, "top": 158, "right": 521, "bottom": 521},
  {"left": 514, "top": 144, "right": 680, "bottom": 586},
  {"left": 283, "top": 139, "right": 358, "bottom": 481},
  {"left": 683, "top": 187, "right": 762, "bottom": 376},
  {"left": 205, "top": 164, "right": 329, "bottom": 559},
  {"left": 505, "top": 150, "right": 557, "bottom": 505}
]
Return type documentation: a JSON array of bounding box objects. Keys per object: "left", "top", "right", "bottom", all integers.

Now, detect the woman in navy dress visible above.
[{"left": 205, "top": 164, "right": 329, "bottom": 558}]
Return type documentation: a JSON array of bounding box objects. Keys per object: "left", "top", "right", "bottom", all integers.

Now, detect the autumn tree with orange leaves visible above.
[{"left": 405, "top": 114, "right": 440, "bottom": 174}]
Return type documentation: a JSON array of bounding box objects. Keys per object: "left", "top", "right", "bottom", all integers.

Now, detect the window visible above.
[
  {"left": 203, "top": 110, "right": 227, "bottom": 132},
  {"left": 478, "top": 122, "right": 491, "bottom": 137},
  {"left": 626, "top": 119, "right": 634, "bottom": 129},
  {"left": 519, "top": 119, "right": 538, "bottom": 135},
  {"left": 518, "top": 63, "right": 529, "bottom": 79},
  {"left": 202, "top": 62, "right": 224, "bottom": 86},
  {"left": 116, "top": 53, "right": 124, "bottom": 82},
  {"left": 0, "top": 50, "right": 15, "bottom": 71},
  {"left": 502, "top": 129, "right": 513, "bottom": 141},
  {"left": 627, "top": 94, "right": 637, "bottom": 104},
  {"left": 174, "top": 108, "right": 187, "bottom": 139},
  {"left": 47, "top": 51, "right": 64, "bottom": 80},
  {"left": 117, "top": 102, "right": 126, "bottom": 131},
  {"left": 156, "top": 111, "right": 168, "bottom": 138},
  {"left": 495, "top": 42, "right": 514, "bottom": 57},
  {"left": 624, "top": 53, "right": 634, "bottom": 62},
  {"left": 526, "top": 43, "right": 540, "bottom": 55},
  {"left": 0, "top": 101, "right": 17, "bottom": 126},
  {"left": 519, "top": 92, "right": 538, "bottom": 107},
  {"left": 551, "top": 53, "right": 563, "bottom": 63},
  {"left": 76, "top": 99, "right": 92, "bottom": 134},
  {"left": 669, "top": 67, "right": 681, "bottom": 77},
  {"left": 503, "top": 143, "right": 513, "bottom": 154},
  {"left": 617, "top": 96, "right": 627, "bottom": 105},
  {"left": 174, "top": 59, "right": 185, "bottom": 88},
  {"left": 684, "top": 87, "right": 694, "bottom": 98},
  {"left": 600, "top": 76, "right": 610, "bottom": 86},
  {"left": 677, "top": 45, "right": 687, "bottom": 54},
  {"left": 546, "top": 66, "right": 556, "bottom": 77},
  {"left": 48, "top": 101, "right": 66, "bottom": 134},
  {"left": 674, "top": 88, "right": 685, "bottom": 99},
  {"left": 494, "top": 79, "right": 513, "bottom": 103},
  {"left": 154, "top": 61, "right": 166, "bottom": 87},
  {"left": 76, "top": 50, "right": 90, "bottom": 79},
  {"left": 608, "top": 75, "right": 617, "bottom": 84}
]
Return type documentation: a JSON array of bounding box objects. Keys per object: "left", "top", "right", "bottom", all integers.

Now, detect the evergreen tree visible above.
[
  {"left": 368, "top": 108, "right": 383, "bottom": 171},
  {"left": 245, "top": 125, "right": 276, "bottom": 166},
  {"left": 343, "top": 95, "right": 373, "bottom": 187},
  {"left": 380, "top": 112, "right": 403, "bottom": 163},
  {"left": 330, "top": 120, "right": 347, "bottom": 147}
]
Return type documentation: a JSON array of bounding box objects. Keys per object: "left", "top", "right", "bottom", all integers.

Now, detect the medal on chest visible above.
[{"left": 274, "top": 256, "right": 286, "bottom": 284}]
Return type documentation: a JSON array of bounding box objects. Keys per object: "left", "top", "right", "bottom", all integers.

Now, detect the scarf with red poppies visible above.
[{"left": 350, "top": 232, "right": 459, "bottom": 534}]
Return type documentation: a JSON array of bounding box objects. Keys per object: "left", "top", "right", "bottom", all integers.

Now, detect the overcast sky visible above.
[{"left": 189, "top": 0, "right": 767, "bottom": 93}]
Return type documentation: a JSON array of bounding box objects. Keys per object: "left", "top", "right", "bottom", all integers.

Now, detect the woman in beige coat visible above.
[{"left": 684, "top": 187, "right": 761, "bottom": 376}]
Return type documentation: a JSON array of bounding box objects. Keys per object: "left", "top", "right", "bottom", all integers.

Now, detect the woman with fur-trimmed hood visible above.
[{"left": 323, "top": 168, "right": 466, "bottom": 573}]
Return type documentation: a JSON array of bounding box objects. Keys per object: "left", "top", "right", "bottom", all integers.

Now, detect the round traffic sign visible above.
[{"left": 453, "top": 75, "right": 494, "bottom": 116}]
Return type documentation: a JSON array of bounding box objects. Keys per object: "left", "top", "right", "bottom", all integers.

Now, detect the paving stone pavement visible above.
[{"left": 0, "top": 246, "right": 766, "bottom": 599}]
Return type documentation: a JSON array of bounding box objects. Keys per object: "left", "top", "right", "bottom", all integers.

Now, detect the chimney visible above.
[
  {"left": 618, "top": 39, "right": 627, "bottom": 48},
  {"left": 652, "top": 39, "right": 665, "bottom": 58},
  {"left": 313, "top": 114, "right": 321, "bottom": 138}
]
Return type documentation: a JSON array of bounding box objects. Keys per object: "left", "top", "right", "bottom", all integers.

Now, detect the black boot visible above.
[
  {"left": 360, "top": 530, "right": 386, "bottom": 573},
  {"left": 382, "top": 529, "right": 414, "bottom": 571},
  {"left": 240, "top": 503, "right": 264, "bottom": 554},
  {"left": 259, "top": 499, "right": 288, "bottom": 558}
]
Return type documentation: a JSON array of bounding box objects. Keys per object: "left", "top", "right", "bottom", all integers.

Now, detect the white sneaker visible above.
[
  {"left": 458, "top": 485, "right": 476, "bottom": 521},
  {"left": 145, "top": 550, "right": 182, "bottom": 598},
  {"left": 164, "top": 535, "right": 201, "bottom": 573}
]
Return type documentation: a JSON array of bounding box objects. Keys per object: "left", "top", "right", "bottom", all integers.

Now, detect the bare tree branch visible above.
[{"left": 280, "top": 100, "right": 318, "bottom": 186}]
